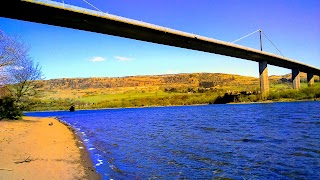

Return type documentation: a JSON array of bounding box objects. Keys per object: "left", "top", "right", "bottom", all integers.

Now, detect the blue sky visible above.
[{"left": 1, "top": 0, "right": 319, "bottom": 79}]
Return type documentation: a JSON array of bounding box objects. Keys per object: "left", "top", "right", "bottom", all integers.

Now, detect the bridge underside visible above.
[{"left": 1, "top": 0, "right": 319, "bottom": 98}]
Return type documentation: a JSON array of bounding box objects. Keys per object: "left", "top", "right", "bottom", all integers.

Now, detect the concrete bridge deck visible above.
[{"left": 1, "top": 0, "right": 319, "bottom": 98}]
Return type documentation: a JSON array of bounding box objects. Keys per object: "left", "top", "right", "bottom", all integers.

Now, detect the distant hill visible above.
[
  {"left": 37, "top": 72, "right": 317, "bottom": 91},
  {"left": 29, "top": 72, "right": 319, "bottom": 111},
  {"left": 37, "top": 73, "right": 261, "bottom": 90}
]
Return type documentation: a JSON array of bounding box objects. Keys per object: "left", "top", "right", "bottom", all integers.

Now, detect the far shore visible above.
[
  {"left": 228, "top": 98, "right": 318, "bottom": 105},
  {"left": 0, "top": 116, "right": 101, "bottom": 180},
  {"left": 25, "top": 98, "right": 319, "bottom": 113}
]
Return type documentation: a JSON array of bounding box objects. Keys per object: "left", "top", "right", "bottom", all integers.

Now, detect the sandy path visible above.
[{"left": 0, "top": 116, "right": 100, "bottom": 179}]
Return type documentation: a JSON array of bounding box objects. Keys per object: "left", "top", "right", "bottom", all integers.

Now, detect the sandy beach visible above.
[{"left": 0, "top": 116, "right": 101, "bottom": 179}]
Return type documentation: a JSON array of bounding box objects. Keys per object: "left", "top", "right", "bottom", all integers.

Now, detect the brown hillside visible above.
[
  {"left": 37, "top": 73, "right": 261, "bottom": 90},
  {"left": 35, "top": 73, "right": 319, "bottom": 101},
  {"left": 29, "top": 73, "right": 320, "bottom": 110}
]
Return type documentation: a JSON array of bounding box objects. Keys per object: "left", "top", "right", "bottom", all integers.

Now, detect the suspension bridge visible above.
[{"left": 1, "top": 0, "right": 319, "bottom": 99}]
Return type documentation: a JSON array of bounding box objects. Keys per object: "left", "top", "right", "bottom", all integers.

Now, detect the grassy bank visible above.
[
  {"left": 268, "top": 86, "right": 320, "bottom": 101},
  {"left": 29, "top": 92, "right": 219, "bottom": 110},
  {"left": 27, "top": 82, "right": 320, "bottom": 111}
]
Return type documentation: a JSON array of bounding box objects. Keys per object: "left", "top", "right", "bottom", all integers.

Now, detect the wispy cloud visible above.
[
  {"left": 114, "top": 56, "right": 133, "bottom": 62},
  {"left": 89, "top": 56, "right": 106, "bottom": 62}
]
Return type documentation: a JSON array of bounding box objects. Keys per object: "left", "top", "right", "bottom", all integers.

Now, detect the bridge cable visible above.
[
  {"left": 231, "top": 29, "right": 261, "bottom": 44},
  {"left": 261, "top": 31, "right": 284, "bottom": 57},
  {"left": 232, "top": 29, "right": 285, "bottom": 57},
  {"left": 81, "top": 0, "right": 104, "bottom": 13}
]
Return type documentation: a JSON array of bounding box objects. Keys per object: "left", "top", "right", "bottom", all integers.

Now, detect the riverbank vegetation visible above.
[
  {"left": 268, "top": 85, "right": 320, "bottom": 101},
  {"left": 26, "top": 73, "right": 319, "bottom": 111}
]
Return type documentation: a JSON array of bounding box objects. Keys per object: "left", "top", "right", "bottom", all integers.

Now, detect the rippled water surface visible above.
[{"left": 26, "top": 101, "right": 320, "bottom": 179}]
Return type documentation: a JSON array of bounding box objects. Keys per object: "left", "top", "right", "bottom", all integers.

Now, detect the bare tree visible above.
[
  {"left": 0, "top": 31, "right": 28, "bottom": 85},
  {"left": 7, "top": 57, "right": 43, "bottom": 102},
  {"left": 0, "top": 30, "right": 43, "bottom": 104}
]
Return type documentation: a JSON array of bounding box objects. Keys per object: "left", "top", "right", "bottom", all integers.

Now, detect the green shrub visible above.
[
  {"left": 268, "top": 92, "right": 280, "bottom": 100},
  {"left": 267, "top": 86, "right": 320, "bottom": 101},
  {"left": 279, "top": 89, "right": 296, "bottom": 98},
  {"left": 0, "top": 96, "right": 23, "bottom": 120},
  {"left": 248, "top": 95, "right": 258, "bottom": 102}
]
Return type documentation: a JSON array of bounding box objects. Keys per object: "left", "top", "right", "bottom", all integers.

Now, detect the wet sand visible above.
[{"left": 0, "top": 116, "right": 101, "bottom": 179}]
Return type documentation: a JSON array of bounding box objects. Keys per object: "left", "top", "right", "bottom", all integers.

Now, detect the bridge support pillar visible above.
[
  {"left": 292, "top": 69, "right": 300, "bottom": 90},
  {"left": 307, "top": 72, "right": 314, "bottom": 87},
  {"left": 259, "top": 61, "right": 269, "bottom": 100}
]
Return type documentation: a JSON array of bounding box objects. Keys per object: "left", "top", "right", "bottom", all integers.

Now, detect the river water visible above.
[{"left": 25, "top": 101, "right": 320, "bottom": 179}]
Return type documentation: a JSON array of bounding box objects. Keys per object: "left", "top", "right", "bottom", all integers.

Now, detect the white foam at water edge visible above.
[
  {"left": 79, "top": 146, "right": 83, "bottom": 149},
  {"left": 84, "top": 139, "right": 89, "bottom": 142},
  {"left": 96, "top": 159, "right": 103, "bottom": 166},
  {"left": 88, "top": 147, "right": 95, "bottom": 150}
]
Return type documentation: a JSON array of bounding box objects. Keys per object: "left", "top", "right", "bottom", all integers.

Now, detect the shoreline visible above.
[
  {"left": 24, "top": 103, "right": 209, "bottom": 113},
  {"left": 0, "top": 116, "right": 101, "bottom": 179},
  {"left": 25, "top": 98, "right": 319, "bottom": 113},
  {"left": 56, "top": 118, "right": 101, "bottom": 179}
]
